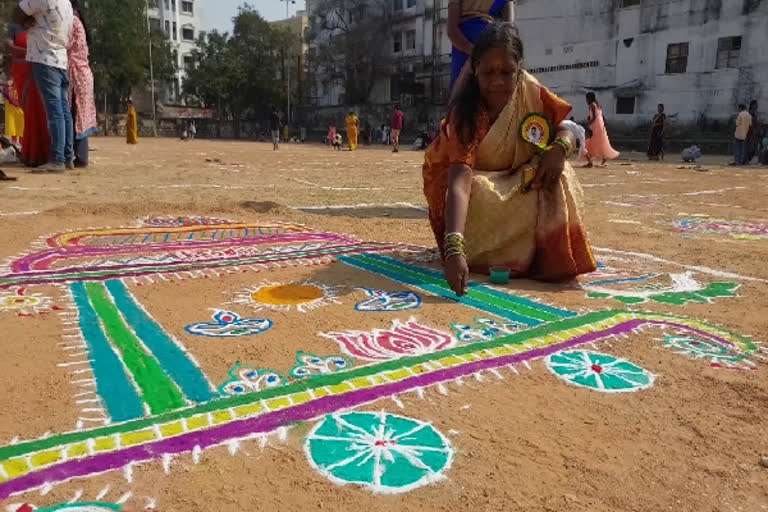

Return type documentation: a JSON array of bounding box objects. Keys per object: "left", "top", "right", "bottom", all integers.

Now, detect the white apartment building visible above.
[
  {"left": 306, "top": 0, "right": 454, "bottom": 107},
  {"left": 306, "top": 0, "right": 766, "bottom": 130},
  {"left": 148, "top": 0, "right": 204, "bottom": 104},
  {"left": 516, "top": 0, "right": 768, "bottom": 129}
]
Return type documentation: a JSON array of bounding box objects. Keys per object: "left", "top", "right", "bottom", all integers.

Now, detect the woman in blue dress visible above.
[{"left": 447, "top": 0, "right": 514, "bottom": 93}]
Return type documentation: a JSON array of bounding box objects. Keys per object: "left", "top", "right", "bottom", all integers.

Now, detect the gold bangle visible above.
[{"left": 552, "top": 137, "right": 572, "bottom": 156}]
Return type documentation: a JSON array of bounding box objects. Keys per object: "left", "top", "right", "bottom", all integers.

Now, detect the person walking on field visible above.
[
  {"left": 732, "top": 103, "right": 752, "bottom": 165},
  {"left": 745, "top": 100, "right": 760, "bottom": 164},
  {"left": 584, "top": 92, "right": 619, "bottom": 167},
  {"left": 125, "top": 99, "right": 138, "bottom": 144},
  {"left": 391, "top": 104, "right": 404, "bottom": 153},
  {"left": 269, "top": 107, "right": 280, "bottom": 150},
  {"left": 14, "top": 0, "right": 74, "bottom": 173},
  {"left": 67, "top": 0, "right": 98, "bottom": 167},
  {"left": 346, "top": 111, "right": 359, "bottom": 151},
  {"left": 647, "top": 103, "right": 666, "bottom": 161}
]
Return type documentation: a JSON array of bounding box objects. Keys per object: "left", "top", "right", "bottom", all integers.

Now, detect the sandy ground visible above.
[{"left": 0, "top": 138, "right": 767, "bottom": 512}]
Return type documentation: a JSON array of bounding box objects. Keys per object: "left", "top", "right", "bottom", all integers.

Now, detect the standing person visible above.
[
  {"left": 745, "top": 100, "right": 760, "bottom": 164},
  {"left": 269, "top": 107, "right": 280, "bottom": 150},
  {"left": 10, "top": 26, "right": 50, "bottom": 167},
  {"left": 647, "top": 103, "right": 666, "bottom": 161},
  {"left": 125, "top": 99, "right": 138, "bottom": 144},
  {"left": 189, "top": 121, "right": 197, "bottom": 140},
  {"left": 282, "top": 122, "right": 290, "bottom": 143},
  {"left": 67, "top": 0, "right": 97, "bottom": 168},
  {"left": 346, "top": 111, "right": 359, "bottom": 151},
  {"left": 391, "top": 104, "right": 404, "bottom": 153},
  {"left": 732, "top": 103, "right": 751, "bottom": 165},
  {"left": 585, "top": 92, "right": 619, "bottom": 167},
  {"left": 327, "top": 123, "right": 336, "bottom": 146},
  {"left": 3, "top": 82, "right": 24, "bottom": 148},
  {"left": 447, "top": 0, "right": 514, "bottom": 96},
  {"left": 14, "top": 0, "right": 74, "bottom": 172}
]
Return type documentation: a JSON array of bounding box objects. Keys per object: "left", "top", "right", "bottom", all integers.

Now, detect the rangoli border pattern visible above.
[{"left": 0, "top": 309, "right": 757, "bottom": 498}]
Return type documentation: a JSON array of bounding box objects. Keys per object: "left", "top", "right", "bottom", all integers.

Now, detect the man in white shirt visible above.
[
  {"left": 13, "top": 0, "right": 74, "bottom": 172},
  {"left": 733, "top": 103, "right": 752, "bottom": 165}
]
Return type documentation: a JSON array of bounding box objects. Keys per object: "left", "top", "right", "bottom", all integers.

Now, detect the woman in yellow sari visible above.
[
  {"left": 423, "top": 23, "right": 596, "bottom": 296},
  {"left": 126, "top": 100, "right": 139, "bottom": 144},
  {"left": 345, "top": 111, "right": 359, "bottom": 151}
]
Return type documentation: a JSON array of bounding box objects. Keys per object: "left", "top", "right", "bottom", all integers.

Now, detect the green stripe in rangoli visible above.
[
  {"left": 0, "top": 310, "right": 622, "bottom": 461},
  {"left": 84, "top": 282, "right": 185, "bottom": 414},
  {"left": 341, "top": 254, "right": 566, "bottom": 324},
  {"left": 362, "top": 253, "right": 577, "bottom": 319},
  {"left": 0, "top": 306, "right": 756, "bottom": 463}
]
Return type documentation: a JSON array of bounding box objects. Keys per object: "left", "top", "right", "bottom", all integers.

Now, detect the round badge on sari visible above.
[{"left": 519, "top": 113, "right": 553, "bottom": 150}]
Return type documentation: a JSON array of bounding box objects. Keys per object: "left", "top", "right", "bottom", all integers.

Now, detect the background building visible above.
[
  {"left": 270, "top": 10, "right": 310, "bottom": 121},
  {"left": 148, "top": 0, "right": 205, "bottom": 104},
  {"left": 517, "top": 0, "right": 767, "bottom": 131},
  {"left": 304, "top": 0, "right": 766, "bottom": 134}
]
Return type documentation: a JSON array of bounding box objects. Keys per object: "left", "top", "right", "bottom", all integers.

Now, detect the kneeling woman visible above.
[{"left": 423, "top": 23, "right": 596, "bottom": 296}]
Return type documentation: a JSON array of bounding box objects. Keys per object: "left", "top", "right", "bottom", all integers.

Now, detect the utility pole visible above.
[
  {"left": 144, "top": 0, "right": 159, "bottom": 136},
  {"left": 282, "top": 0, "right": 295, "bottom": 123}
]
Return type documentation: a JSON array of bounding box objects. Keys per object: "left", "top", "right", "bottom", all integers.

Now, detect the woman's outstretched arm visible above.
[{"left": 444, "top": 163, "right": 473, "bottom": 296}]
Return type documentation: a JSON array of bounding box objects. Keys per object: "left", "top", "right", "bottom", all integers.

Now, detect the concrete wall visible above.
[
  {"left": 516, "top": 0, "right": 768, "bottom": 132},
  {"left": 305, "top": 0, "right": 766, "bottom": 134}
]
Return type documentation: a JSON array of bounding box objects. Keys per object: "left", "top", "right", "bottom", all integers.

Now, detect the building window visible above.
[
  {"left": 665, "top": 42, "right": 689, "bottom": 74},
  {"left": 183, "top": 55, "right": 194, "bottom": 70},
  {"left": 182, "top": 27, "right": 195, "bottom": 41},
  {"left": 181, "top": 1, "right": 193, "bottom": 14},
  {"left": 164, "top": 20, "right": 170, "bottom": 35},
  {"left": 616, "top": 96, "right": 635, "bottom": 114},
  {"left": 149, "top": 17, "right": 161, "bottom": 32},
  {"left": 393, "top": 0, "right": 403, "bottom": 11},
  {"left": 164, "top": 0, "right": 169, "bottom": 9},
  {"left": 716, "top": 36, "right": 741, "bottom": 69},
  {"left": 405, "top": 30, "right": 416, "bottom": 50},
  {"left": 393, "top": 31, "right": 402, "bottom": 53},
  {"left": 171, "top": 0, "right": 176, "bottom": 11},
  {"left": 173, "top": 22, "right": 178, "bottom": 40},
  {"left": 622, "top": 0, "right": 640, "bottom": 6},
  {"left": 406, "top": 0, "right": 416, "bottom": 7}
]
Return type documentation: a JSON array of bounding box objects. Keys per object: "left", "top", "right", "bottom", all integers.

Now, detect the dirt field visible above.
[{"left": 0, "top": 138, "right": 766, "bottom": 512}]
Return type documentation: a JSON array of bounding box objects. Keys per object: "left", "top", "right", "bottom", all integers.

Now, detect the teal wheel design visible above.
[
  {"left": 547, "top": 351, "right": 655, "bottom": 393},
  {"left": 304, "top": 411, "right": 454, "bottom": 494}
]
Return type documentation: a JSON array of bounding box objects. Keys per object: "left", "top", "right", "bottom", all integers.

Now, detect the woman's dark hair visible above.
[
  {"left": 450, "top": 22, "right": 524, "bottom": 146},
  {"left": 658, "top": 103, "right": 665, "bottom": 110},
  {"left": 586, "top": 92, "right": 598, "bottom": 106},
  {"left": 70, "top": 0, "right": 91, "bottom": 46}
]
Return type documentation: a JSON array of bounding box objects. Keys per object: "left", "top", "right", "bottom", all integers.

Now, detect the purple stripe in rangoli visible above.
[
  {"left": 0, "top": 245, "right": 402, "bottom": 288},
  {"left": 644, "top": 320, "right": 737, "bottom": 348},
  {"left": 0, "top": 319, "right": 646, "bottom": 499},
  {"left": 11, "top": 233, "right": 357, "bottom": 272}
]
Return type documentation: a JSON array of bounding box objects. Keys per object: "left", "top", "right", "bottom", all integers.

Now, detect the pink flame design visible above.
[{"left": 321, "top": 318, "right": 456, "bottom": 361}]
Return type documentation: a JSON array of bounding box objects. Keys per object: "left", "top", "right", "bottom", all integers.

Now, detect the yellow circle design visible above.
[
  {"left": 0, "top": 296, "right": 41, "bottom": 310},
  {"left": 251, "top": 284, "right": 326, "bottom": 306}
]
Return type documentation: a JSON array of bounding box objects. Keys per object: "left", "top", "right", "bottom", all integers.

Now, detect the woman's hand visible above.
[
  {"left": 444, "top": 254, "right": 469, "bottom": 297},
  {"left": 532, "top": 144, "right": 566, "bottom": 190}
]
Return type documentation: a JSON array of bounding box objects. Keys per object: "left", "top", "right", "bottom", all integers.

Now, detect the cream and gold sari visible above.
[{"left": 423, "top": 71, "right": 596, "bottom": 281}]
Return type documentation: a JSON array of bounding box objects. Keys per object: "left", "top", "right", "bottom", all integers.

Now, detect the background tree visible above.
[
  {"left": 88, "top": 0, "right": 176, "bottom": 111},
  {"left": 308, "top": 0, "right": 392, "bottom": 105},
  {"left": 183, "top": 5, "right": 288, "bottom": 138}
]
